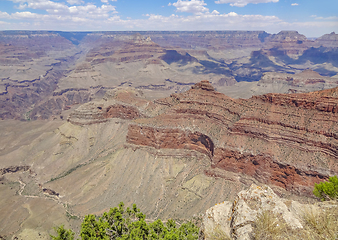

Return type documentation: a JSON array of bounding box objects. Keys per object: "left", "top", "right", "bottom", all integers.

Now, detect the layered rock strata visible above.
[
  {"left": 127, "top": 125, "right": 214, "bottom": 157},
  {"left": 119, "top": 80, "right": 338, "bottom": 196},
  {"left": 2, "top": 30, "right": 338, "bottom": 120},
  {"left": 262, "top": 31, "right": 310, "bottom": 56}
]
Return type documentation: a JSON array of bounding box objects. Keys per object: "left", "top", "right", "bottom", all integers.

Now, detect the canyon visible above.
[
  {"left": 1, "top": 30, "right": 338, "bottom": 120},
  {"left": 0, "top": 30, "right": 338, "bottom": 239},
  {"left": 1, "top": 80, "right": 337, "bottom": 239}
]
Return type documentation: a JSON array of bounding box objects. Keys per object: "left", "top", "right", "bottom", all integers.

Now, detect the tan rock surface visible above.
[{"left": 200, "top": 184, "right": 331, "bottom": 240}]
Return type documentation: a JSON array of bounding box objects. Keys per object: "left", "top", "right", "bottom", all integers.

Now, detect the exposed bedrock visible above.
[
  {"left": 253, "top": 88, "right": 338, "bottom": 113},
  {"left": 68, "top": 102, "right": 143, "bottom": 125},
  {"left": 121, "top": 81, "right": 338, "bottom": 196},
  {"left": 105, "top": 104, "right": 142, "bottom": 120},
  {"left": 126, "top": 124, "right": 331, "bottom": 196},
  {"left": 30, "top": 89, "right": 92, "bottom": 120},
  {"left": 66, "top": 80, "right": 338, "bottom": 196},
  {"left": 126, "top": 125, "right": 214, "bottom": 157},
  {"left": 211, "top": 148, "right": 327, "bottom": 196}
]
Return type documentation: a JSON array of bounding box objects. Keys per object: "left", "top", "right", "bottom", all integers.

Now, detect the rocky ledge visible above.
[{"left": 200, "top": 184, "right": 338, "bottom": 240}]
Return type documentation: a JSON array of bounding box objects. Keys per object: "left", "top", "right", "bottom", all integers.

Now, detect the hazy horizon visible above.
[{"left": 0, "top": 0, "right": 337, "bottom": 38}]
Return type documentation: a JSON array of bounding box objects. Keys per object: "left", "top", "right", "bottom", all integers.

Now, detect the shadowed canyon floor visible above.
[{"left": 1, "top": 81, "right": 337, "bottom": 239}]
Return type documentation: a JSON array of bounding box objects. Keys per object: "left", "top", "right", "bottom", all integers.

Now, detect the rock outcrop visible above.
[
  {"left": 67, "top": 87, "right": 148, "bottom": 125},
  {"left": 315, "top": 32, "right": 338, "bottom": 47},
  {"left": 119, "top": 81, "right": 338, "bottom": 196},
  {"left": 127, "top": 125, "right": 214, "bottom": 157},
  {"left": 258, "top": 69, "right": 338, "bottom": 93},
  {"left": 201, "top": 184, "right": 335, "bottom": 240},
  {"left": 263, "top": 31, "right": 310, "bottom": 56}
]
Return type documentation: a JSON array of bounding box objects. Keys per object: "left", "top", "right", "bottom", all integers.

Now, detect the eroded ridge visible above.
[
  {"left": 73, "top": 80, "right": 338, "bottom": 196},
  {"left": 127, "top": 125, "right": 214, "bottom": 158}
]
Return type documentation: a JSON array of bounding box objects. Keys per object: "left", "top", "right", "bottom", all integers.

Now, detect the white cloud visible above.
[
  {"left": 291, "top": 3, "right": 298, "bottom": 6},
  {"left": 215, "top": 0, "right": 278, "bottom": 7},
  {"left": 3, "top": 0, "right": 119, "bottom": 30},
  {"left": 0, "top": 11, "right": 11, "bottom": 19},
  {"left": 131, "top": 11, "right": 283, "bottom": 31},
  {"left": 12, "top": 0, "right": 69, "bottom": 12},
  {"left": 171, "top": 0, "right": 209, "bottom": 14},
  {"left": 67, "top": 0, "right": 84, "bottom": 5},
  {"left": 16, "top": 3, "right": 28, "bottom": 9},
  {"left": 315, "top": 16, "right": 338, "bottom": 20},
  {"left": 12, "top": 11, "right": 40, "bottom": 19},
  {"left": 9, "top": 0, "right": 118, "bottom": 19}
]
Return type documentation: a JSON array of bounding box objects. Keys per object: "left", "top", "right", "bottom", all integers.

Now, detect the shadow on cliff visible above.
[
  {"left": 161, "top": 50, "right": 198, "bottom": 65},
  {"left": 262, "top": 47, "right": 338, "bottom": 76}
]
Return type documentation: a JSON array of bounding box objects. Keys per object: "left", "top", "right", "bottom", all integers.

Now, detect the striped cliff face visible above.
[{"left": 123, "top": 81, "right": 338, "bottom": 196}]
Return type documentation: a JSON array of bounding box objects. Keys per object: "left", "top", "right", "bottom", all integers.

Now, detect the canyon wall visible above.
[
  {"left": 1, "top": 31, "right": 338, "bottom": 120},
  {"left": 119, "top": 81, "right": 338, "bottom": 196}
]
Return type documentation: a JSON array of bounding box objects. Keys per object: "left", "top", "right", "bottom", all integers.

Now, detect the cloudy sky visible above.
[{"left": 0, "top": 0, "right": 337, "bottom": 37}]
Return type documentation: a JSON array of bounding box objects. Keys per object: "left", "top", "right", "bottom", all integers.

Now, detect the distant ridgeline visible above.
[{"left": 0, "top": 30, "right": 338, "bottom": 120}]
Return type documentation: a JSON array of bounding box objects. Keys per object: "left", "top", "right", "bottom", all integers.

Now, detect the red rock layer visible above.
[
  {"left": 123, "top": 81, "right": 338, "bottom": 196},
  {"left": 212, "top": 148, "right": 328, "bottom": 195},
  {"left": 127, "top": 125, "right": 214, "bottom": 157},
  {"left": 104, "top": 104, "right": 141, "bottom": 120},
  {"left": 66, "top": 80, "right": 337, "bottom": 196},
  {"left": 253, "top": 89, "right": 338, "bottom": 113}
]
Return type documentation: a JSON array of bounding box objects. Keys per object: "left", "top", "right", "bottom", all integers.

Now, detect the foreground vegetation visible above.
[
  {"left": 252, "top": 205, "right": 338, "bottom": 240},
  {"left": 252, "top": 176, "right": 338, "bottom": 240},
  {"left": 313, "top": 176, "right": 338, "bottom": 201},
  {"left": 51, "top": 202, "right": 199, "bottom": 240},
  {"left": 52, "top": 177, "right": 338, "bottom": 239}
]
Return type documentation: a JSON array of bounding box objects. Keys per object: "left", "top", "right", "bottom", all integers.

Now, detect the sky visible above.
[{"left": 0, "top": 0, "right": 337, "bottom": 37}]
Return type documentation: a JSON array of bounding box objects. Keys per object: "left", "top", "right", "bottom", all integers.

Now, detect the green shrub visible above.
[
  {"left": 51, "top": 202, "right": 199, "bottom": 240},
  {"left": 50, "top": 225, "right": 75, "bottom": 240},
  {"left": 313, "top": 176, "right": 338, "bottom": 201}
]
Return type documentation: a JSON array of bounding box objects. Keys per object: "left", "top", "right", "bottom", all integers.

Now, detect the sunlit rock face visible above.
[
  {"left": 200, "top": 184, "right": 335, "bottom": 240},
  {"left": 123, "top": 81, "right": 338, "bottom": 196}
]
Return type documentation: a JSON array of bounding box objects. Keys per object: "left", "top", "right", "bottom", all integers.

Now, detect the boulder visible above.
[{"left": 201, "top": 184, "right": 308, "bottom": 240}]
